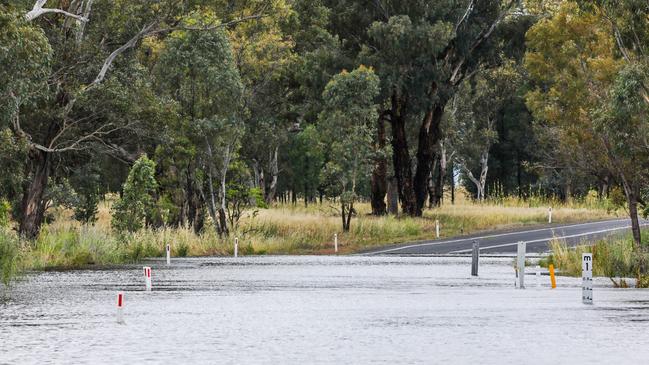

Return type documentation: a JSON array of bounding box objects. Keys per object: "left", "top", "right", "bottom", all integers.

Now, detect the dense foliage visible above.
[{"left": 0, "top": 0, "right": 648, "bottom": 239}]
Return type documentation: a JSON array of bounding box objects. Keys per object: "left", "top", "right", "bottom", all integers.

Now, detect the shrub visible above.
[
  {"left": 0, "top": 200, "right": 10, "bottom": 227},
  {"left": 111, "top": 155, "right": 158, "bottom": 233}
]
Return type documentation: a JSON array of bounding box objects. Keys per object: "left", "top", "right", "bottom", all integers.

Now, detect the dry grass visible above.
[
  {"left": 542, "top": 233, "right": 649, "bottom": 287},
  {"left": 3, "top": 191, "right": 620, "bottom": 274}
]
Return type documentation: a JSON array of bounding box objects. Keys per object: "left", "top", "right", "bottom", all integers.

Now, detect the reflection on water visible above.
[{"left": 2, "top": 256, "right": 649, "bottom": 364}]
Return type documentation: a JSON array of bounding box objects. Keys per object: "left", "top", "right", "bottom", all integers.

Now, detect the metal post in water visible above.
[
  {"left": 166, "top": 243, "right": 171, "bottom": 265},
  {"left": 144, "top": 266, "right": 152, "bottom": 291},
  {"left": 435, "top": 220, "right": 440, "bottom": 239},
  {"left": 116, "top": 292, "right": 125, "bottom": 324},
  {"left": 548, "top": 207, "right": 553, "bottom": 224},
  {"left": 471, "top": 240, "right": 479, "bottom": 276},
  {"left": 516, "top": 241, "right": 526, "bottom": 289},
  {"left": 234, "top": 237, "right": 239, "bottom": 258},
  {"left": 582, "top": 253, "right": 593, "bottom": 304},
  {"left": 334, "top": 233, "right": 338, "bottom": 253}
]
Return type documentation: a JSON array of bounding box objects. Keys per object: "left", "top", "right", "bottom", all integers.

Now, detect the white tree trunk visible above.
[
  {"left": 461, "top": 149, "right": 489, "bottom": 202},
  {"left": 266, "top": 146, "right": 279, "bottom": 204}
]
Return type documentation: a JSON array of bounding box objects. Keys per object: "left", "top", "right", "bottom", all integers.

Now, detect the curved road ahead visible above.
[{"left": 365, "top": 219, "right": 648, "bottom": 255}]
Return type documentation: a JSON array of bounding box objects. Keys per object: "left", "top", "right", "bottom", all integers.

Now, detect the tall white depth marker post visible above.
[
  {"left": 143, "top": 266, "right": 152, "bottom": 291},
  {"left": 234, "top": 237, "right": 239, "bottom": 258},
  {"left": 116, "top": 292, "right": 125, "bottom": 324},
  {"left": 166, "top": 243, "right": 171, "bottom": 265},
  {"left": 582, "top": 253, "right": 593, "bottom": 304},
  {"left": 435, "top": 220, "right": 440, "bottom": 239},
  {"left": 548, "top": 207, "right": 553, "bottom": 224},
  {"left": 516, "top": 241, "right": 526, "bottom": 289},
  {"left": 334, "top": 233, "right": 338, "bottom": 253}
]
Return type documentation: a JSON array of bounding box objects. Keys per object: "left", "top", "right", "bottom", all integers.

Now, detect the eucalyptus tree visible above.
[
  {"left": 319, "top": 66, "right": 380, "bottom": 231},
  {"left": 230, "top": 1, "right": 294, "bottom": 204},
  {"left": 321, "top": 0, "right": 525, "bottom": 216},
  {"left": 454, "top": 62, "right": 521, "bottom": 201},
  {"left": 1, "top": 0, "right": 269, "bottom": 238},
  {"left": 156, "top": 12, "right": 243, "bottom": 237},
  {"left": 0, "top": 8, "right": 49, "bottom": 207},
  {"left": 524, "top": 1, "right": 649, "bottom": 246}
]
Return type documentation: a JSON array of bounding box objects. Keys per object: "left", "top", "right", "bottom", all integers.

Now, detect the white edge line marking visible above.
[
  {"left": 369, "top": 219, "right": 629, "bottom": 255},
  {"left": 448, "top": 224, "right": 648, "bottom": 254}
]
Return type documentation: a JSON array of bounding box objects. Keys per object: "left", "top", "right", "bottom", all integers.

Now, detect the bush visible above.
[
  {"left": 0, "top": 199, "right": 10, "bottom": 227},
  {"left": 176, "top": 242, "right": 189, "bottom": 257},
  {"left": 112, "top": 155, "right": 158, "bottom": 233}
]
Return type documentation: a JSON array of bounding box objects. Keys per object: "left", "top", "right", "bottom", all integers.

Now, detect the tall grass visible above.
[
  {"left": 0, "top": 195, "right": 620, "bottom": 282},
  {"left": 0, "top": 229, "right": 21, "bottom": 285},
  {"left": 543, "top": 231, "right": 649, "bottom": 287}
]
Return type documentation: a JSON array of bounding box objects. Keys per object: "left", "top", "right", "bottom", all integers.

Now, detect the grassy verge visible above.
[
  {"left": 1, "top": 195, "right": 620, "bottom": 283},
  {"left": 541, "top": 230, "right": 649, "bottom": 288}
]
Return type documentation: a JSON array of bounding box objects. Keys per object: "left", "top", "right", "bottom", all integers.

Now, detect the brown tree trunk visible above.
[
  {"left": 434, "top": 158, "right": 444, "bottom": 206},
  {"left": 218, "top": 207, "right": 228, "bottom": 237},
  {"left": 413, "top": 103, "right": 445, "bottom": 215},
  {"left": 389, "top": 91, "right": 417, "bottom": 216},
  {"left": 371, "top": 113, "right": 388, "bottom": 215},
  {"left": 19, "top": 150, "right": 52, "bottom": 239},
  {"left": 186, "top": 161, "right": 197, "bottom": 228},
  {"left": 428, "top": 158, "right": 438, "bottom": 208},
  {"left": 387, "top": 176, "right": 399, "bottom": 215},
  {"left": 628, "top": 189, "right": 642, "bottom": 249},
  {"left": 194, "top": 197, "right": 205, "bottom": 234}
]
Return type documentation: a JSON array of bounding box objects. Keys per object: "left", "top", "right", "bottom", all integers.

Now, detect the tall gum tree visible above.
[
  {"left": 335, "top": 0, "right": 525, "bottom": 216},
  {"left": 5, "top": 0, "right": 268, "bottom": 238},
  {"left": 523, "top": 2, "right": 649, "bottom": 244}
]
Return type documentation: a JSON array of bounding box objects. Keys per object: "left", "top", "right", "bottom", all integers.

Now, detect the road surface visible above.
[{"left": 365, "top": 218, "right": 646, "bottom": 255}]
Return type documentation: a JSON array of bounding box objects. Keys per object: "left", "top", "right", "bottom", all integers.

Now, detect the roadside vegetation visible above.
[
  {"left": 3, "top": 1, "right": 649, "bottom": 289},
  {"left": 541, "top": 231, "right": 649, "bottom": 288},
  {"left": 0, "top": 190, "right": 620, "bottom": 285}
]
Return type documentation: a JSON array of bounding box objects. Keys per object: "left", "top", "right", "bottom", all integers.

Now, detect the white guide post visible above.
[
  {"left": 116, "top": 292, "right": 125, "bottom": 324},
  {"left": 517, "top": 241, "right": 526, "bottom": 289},
  {"left": 334, "top": 233, "right": 338, "bottom": 253},
  {"left": 435, "top": 220, "right": 440, "bottom": 239},
  {"left": 234, "top": 237, "right": 239, "bottom": 258},
  {"left": 166, "top": 243, "right": 171, "bottom": 265},
  {"left": 582, "top": 253, "right": 593, "bottom": 304},
  {"left": 536, "top": 265, "right": 541, "bottom": 288},
  {"left": 143, "top": 266, "right": 152, "bottom": 291},
  {"left": 548, "top": 207, "right": 553, "bottom": 224}
]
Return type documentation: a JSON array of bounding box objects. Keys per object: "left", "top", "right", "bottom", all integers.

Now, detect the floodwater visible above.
[{"left": 2, "top": 256, "right": 649, "bottom": 364}]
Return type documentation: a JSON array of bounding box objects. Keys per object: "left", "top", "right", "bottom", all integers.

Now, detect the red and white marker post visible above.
[
  {"left": 143, "top": 266, "right": 152, "bottom": 291},
  {"left": 166, "top": 243, "right": 171, "bottom": 265},
  {"left": 116, "top": 292, "right": 125, "bottom": 324}
]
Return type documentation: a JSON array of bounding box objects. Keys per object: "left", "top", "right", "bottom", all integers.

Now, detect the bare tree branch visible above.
[
  {"left": 455, "top": 0, "right": 475, "bottom": 33},
  {"left": 89, "top": 21, "right": 158, "bottom": 87},
  {"left": 450, "top": 0, "right": 519, "bottom": 85},
  {"left": 26, "top": 0, "right": 88, "bottom": 22}
]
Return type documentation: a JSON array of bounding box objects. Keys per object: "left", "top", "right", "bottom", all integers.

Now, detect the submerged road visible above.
[{"left": 365, "top": 218, "right": 648, "bottom": 255}]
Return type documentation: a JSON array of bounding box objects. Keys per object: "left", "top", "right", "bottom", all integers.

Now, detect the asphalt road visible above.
[{"left": 365, "top": 219, "right": 648, "bottom": 255}]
